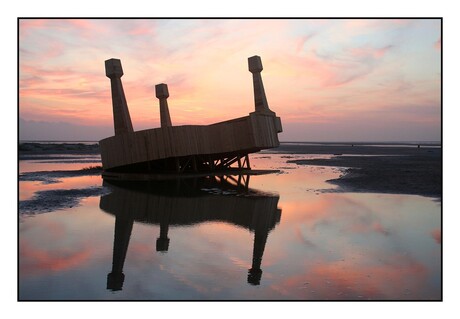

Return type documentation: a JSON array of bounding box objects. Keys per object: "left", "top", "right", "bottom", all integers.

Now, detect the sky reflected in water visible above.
[{"left": 18, "top": 155, "right": 441, "bottom": 300}]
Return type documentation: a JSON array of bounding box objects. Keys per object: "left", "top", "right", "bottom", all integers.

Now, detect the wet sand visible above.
[{"left": 267, "top": 144, "right": 441, "bottom": 198}]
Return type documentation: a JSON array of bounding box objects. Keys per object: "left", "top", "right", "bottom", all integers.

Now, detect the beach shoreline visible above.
[{"left": 19, "top": 142, "right": 442, "bottom": 198}]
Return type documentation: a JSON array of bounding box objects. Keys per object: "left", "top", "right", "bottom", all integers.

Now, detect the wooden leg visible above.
[{"left": 245, "top": 155, "right": 251, "bottom": 169}]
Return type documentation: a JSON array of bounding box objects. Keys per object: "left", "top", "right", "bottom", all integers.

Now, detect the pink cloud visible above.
[
  {"left": 19, "top": 19, "right": 48, "bottom": 37},
  {"left": 20, "top": 241, "right": 92, "bottom": 275},
  {"left": 126, "top": 22, "right": 156, "bottom": 36},
  {"left": 286, "top": 45, "right": 383, "bottom": 89},
  {"left": 18, "top": 19, "right": 441, "bottom": 141},
  {"left": 372, "top": 222, "right": 390, "bottom": 236},
  {"left": 350, "top": 45, "right": 393, "bottom": 59},
  {"left": 20, "top": 64, "right": 84, "bottom": 80},
  {"left": 344, "top": 19, "right": 412, "bottom": 31},
  {"left": 65, "top": 19, "right": 95, "bottom": 29},
  {"left": 431, "top": 229, "right": 441, "bottom": 244},
  {"left": 270, "top": 251, "right": 428, "bottom": 299}
]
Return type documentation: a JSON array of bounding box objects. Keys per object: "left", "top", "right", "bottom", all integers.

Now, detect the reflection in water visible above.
[{"left": 99, "top": 175, "right": 282, "bottom": 291}]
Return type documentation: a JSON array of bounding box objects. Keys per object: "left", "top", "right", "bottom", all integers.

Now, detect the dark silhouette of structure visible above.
[
  {"left": 100, "top": 175, "right": 282, "bottom": 290},
  {"left": 99, "top": 56, "right": 282, "bottom": 177}
]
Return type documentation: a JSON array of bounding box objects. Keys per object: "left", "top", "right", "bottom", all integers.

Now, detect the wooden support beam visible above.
[
  {"left": 244, "top": 175, "right": 250, "bottom": 189},
  {"left": 227, "top": 175, "right": 239, "bottom": 186},
  {"left": 245, "top": 155, "right": 251, "bottom": 169},
  {"left": 223, "top": 156, "right": 240, "bottom": 168}
]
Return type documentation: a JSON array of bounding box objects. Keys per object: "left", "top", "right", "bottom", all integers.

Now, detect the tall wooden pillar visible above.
[
  {"left": 248, "top": 56, "right": 275, "bottom": 115},
  {"left": 155, "top": 83, "right": 173, "bottom": 127},
  {"left": 105, "top": 58, "right": 134, "bottom": 136}
]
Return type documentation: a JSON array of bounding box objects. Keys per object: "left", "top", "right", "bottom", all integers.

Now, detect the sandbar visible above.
[{"left": 266, "top": 143, "right": 441, "bottom": 198}]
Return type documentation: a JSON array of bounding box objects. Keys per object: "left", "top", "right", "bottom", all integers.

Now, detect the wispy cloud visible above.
[{"left": 18, "top": 18, "right": 441, "bottom": 141}]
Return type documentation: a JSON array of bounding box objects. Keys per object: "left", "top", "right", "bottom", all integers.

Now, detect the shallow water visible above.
[{"left": 18, "top": 154, "right": 441, "bottom": 300}]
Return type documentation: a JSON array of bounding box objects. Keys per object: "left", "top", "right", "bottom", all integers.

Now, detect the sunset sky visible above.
[{"left": 19, "top": 18, "right": 441, "bottom": 142}]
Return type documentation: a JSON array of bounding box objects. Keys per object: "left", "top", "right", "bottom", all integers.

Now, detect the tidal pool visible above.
[{"left": 18, "top": 154, "right": 441, "bottom": 300}]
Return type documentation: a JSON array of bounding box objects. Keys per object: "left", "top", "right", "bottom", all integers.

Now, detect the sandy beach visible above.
[{"left": 266, "top": 143, "right": 441, "bottom": 198}]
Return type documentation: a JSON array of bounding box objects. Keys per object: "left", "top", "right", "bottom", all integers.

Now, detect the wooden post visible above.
[
  {"left": 155, "top": 83, "right": 173, "bottom": 127},
  {"left": 244, "top": 175, "right": 250, "bottom": 189},
  {"left": 248, "top": 56, "right": 274, "bottom": 115},
  {"left": 245, "top": 155, "right": 251, "bottom": 169},
  {"left": 105, "top": 59, "right": 134, "bottom": 135}
]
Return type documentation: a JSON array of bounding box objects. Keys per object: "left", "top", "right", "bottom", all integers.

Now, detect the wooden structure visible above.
[
  {"left": 100, "top": 176, "right": 282, "bottom": 289},
  {"left": 99, "top": 56, "right": 282, "bottom": 176}
]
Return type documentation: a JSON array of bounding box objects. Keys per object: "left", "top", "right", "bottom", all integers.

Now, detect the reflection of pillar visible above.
[
  {"left": 105, "top": 59, "right": 134, "bottom": 136},
  {"left": 247, "top": 197, "right": 280, "bottom": 286},
  {"left": 156, "top": 221, "right": 170, "bottom": 252},
  {"left": 248, "top": 228, "right": 269, "bottom": 285},
  {"left": 155, "top": 83, "right": 172, "bottom": 127},
  {"left": 248, "top": 56, "right": 274, "bottom": 115},
  {"left": 107, "top": 217, "right": 134, "bottom": 291}
]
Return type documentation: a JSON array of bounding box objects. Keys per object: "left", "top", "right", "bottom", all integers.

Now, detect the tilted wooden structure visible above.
[
  {"left": 100, "top": 176, "right": 282, "bottom": 289},
  {"left": 99, "top": 56, "right": 282, "bottom": 176}
]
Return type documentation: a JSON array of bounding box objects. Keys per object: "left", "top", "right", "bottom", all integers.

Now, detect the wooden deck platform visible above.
[{"left": 99, "top": 56, "right": 282, "bottom": 175}]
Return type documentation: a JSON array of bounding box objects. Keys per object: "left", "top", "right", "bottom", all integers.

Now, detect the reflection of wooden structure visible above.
[
  {"left": 99, "top": 176, "right": 282, "bottom": 290},
  {"left": 99, "top": 56, "right": 282, "bottom": 176}
]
